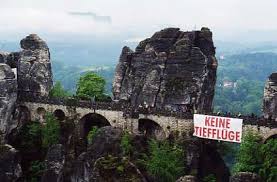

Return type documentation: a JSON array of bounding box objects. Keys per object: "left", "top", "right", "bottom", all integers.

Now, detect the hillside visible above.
[
  {"left": 214, "top": 53, "right": 277, "bottom": 115},
  {"left": 52, "top": 52, "right": 277, "bottom": 115}
]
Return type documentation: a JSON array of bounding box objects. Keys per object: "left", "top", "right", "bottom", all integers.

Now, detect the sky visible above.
[{"left": 1, "top": 0, "right": 277, "bottom": 42}]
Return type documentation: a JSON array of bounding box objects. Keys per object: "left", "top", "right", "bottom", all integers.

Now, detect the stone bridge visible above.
[{"left": 17, "top": 95, "right": 277, "bottom": 142}]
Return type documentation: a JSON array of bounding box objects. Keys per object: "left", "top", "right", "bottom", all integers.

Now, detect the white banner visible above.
[{"left": 193, "top": 114, "right": 243, "bottom": 143}]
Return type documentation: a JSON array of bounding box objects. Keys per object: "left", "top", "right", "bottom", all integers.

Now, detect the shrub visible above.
[
  {"left": 87, "top": 126, "right": 99, "bottom": 145},
  {"left": 29, "top": 160, "right": 45, "bottom": 182},
  {"left": 41, "top": 113, "right": 60, "bottom": 148},
  {"left": 120, "top": 131, "right": 133, "bottom": 156},
  {"left": 233, "top": 130, "right": 263, "bottom": 174},
  {"left": 203, "top": 174, "right": 216, "bottom": 182},
  {"left": 259, "top": 139, "right": 277, "bottom": 182},
  {"left": 233, "top": 131, "right": 277, "bottom": 181},
  {"left": 49, "top": 81, "right": 70, "bottom": 98},
  {"left": 141, "top": 139, "right": 185, "bottom": 182}
]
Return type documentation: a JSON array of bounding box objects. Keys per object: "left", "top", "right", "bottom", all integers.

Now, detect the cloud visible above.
[
  {"left": 68, "top": 11, "right": 112, "bottom": 24},
  {"left": 1, "top": 0, "right": 277, "bottom": 42}
]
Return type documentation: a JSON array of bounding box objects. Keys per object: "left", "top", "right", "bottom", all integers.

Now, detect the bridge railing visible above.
[{"left": 18, "top": 92, "right": 276, "bottom": 128}]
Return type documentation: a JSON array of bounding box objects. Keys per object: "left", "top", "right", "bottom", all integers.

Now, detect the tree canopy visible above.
[
  {"left": 233, "top": 131, "right": 277, "bottom": 182},
  {"left": 76, "top": 72, "right": 106, "bottom": 100},
  {"left": 49, "top": 81, "right": 70, "bottom": 98}
]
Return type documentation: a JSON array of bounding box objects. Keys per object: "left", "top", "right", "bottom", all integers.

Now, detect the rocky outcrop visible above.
[
  {"left": 0, "top": 52, "right": 20, "bottom": 68},
  {"left": 0, "top": 144, "right": 22, "bottom": 182},
  {"left": 0, "top": 64, "right": 17, "bottom": 143},
  {"left": 17, "top": 34, "right": 53, "bottom": 97},
  {"left": 71, "top": 126, "right": 123, "bottom": 181},
  {"left": 42, "top": 144, "right": 65, "bottom": 182},
  {"left": 71, "top": 126, "right": 147, "bottom": 181},
  {"left": 0, "top": 52, "right": 9, "bottom": 63},
  {"left": 263, "top": 73, "right": 277, "bottom": 121},
  {"left": 176, "top": 175, "right": 198, "bottom": 182},
  {"left": 113, "top": 27, "right": 217, "bottom": 113},
  {"left": 230, "top": 172, "right": 262, "bottom": 182}
]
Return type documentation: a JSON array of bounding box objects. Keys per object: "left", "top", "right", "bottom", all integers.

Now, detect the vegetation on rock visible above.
[
  {"left": 140, "top": 139, "right": 185, "bottom": 182},
  {"left": 120, "top": 131, "right": 133, "bottom": 156},
  {"left": 29, "top": 160, "right": 45, "bottom": 182},
  {"left": 49, "top": 81, "right": 71, "bottom": 98},
  {"left": 42, "top": 113, "right": 60, "bottom": 148},
  {"left": 234, "top": 131, "right": 277, "bottom": 182},
  {"left": 87, "top": 126, "right": 99, "bottom": 145},
  {"left": 76, "top": 72, "right": 107, "bottom": 100}
]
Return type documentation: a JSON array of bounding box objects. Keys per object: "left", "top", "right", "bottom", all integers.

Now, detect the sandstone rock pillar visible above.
[
  {"left": 263, "top": 73, "right": 277, "bottom": 121},
  {"left": 0, "top": 64, "right": 17, "bottom": 143},
  {"left": 17, "top": 34, "right": 53, "bottom": 97}
]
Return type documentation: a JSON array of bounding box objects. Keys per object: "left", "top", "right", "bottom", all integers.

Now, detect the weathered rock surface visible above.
[
  {"left": 0, "top": 144, "right": 22, "bottom": 182},
  {"left": 176, "top": 175, "right": 198, "bottom": 182},
  {"left": 71, "top": 126, "right": 146, "bottom": 181},
  {"left": 263, "top": 72, "right": 277, "bottom": 121},
  {"left": 0, "top": 64, "right": 17, "bottom": 143},
  {"left": 0, "top": 52, "right": 20, "bottom": 68},
  {"left": 42, "top": 144, "right": 65, "bottom": 182},
  {"left": 113, "top": 27, "right": 217, "bottom": 113},
  {"left": 0, "top": 52, "right": 9, "bottom": 63},
  {"left": 230, "top": 172, "right": 262, "bottom": 182},
  {"left": 17, "top": 34, "right": 53, "bottom": 96}
]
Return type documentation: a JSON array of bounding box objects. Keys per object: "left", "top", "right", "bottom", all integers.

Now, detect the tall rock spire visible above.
[
  {"left": 17, "top": 34, "right": 53, "bottom": 96},
  {"left": 263, "top": 72, "right": 277, "bottom": 121}
]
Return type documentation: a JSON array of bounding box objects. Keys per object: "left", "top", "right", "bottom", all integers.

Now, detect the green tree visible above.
[
  {"left": 233, "top": 131, "right": 263, "bottom": 174},
  {"left": 29, "top": 160, "right": 45, "bottom": 182},
  {"left": 120, "top": 131, "right": 133, "bottom": 156},
  {"left": 141, "top": 139, "right": 185, "bottom": 182},
  {"left": 87, "top": 126, "right": 99, "bottom": 145},
  {"left": 76, "top": 72, "right": 106, "bottom": 100},
  {"left": 41, "top": 113, "right": 60, "bottom": 148},
  {"left": 259, "top": 139, "right": 277, "bottom": 182},
  {"left": 233, "top": 131, "right": 277, "bottom": 182},
  {"left": 203, "top": 174, "right": 216, "bottom": 182},
  {"left": 49, "top": 81, "right": 70, "bottom": 98}
]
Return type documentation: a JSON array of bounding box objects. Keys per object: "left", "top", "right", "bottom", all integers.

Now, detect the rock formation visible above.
[
  {"left": 113, "top": 27, "right": 217, "bottom": 113},
  {"left": 17, "top": 34, "right": 53, "bottom": 97},
  {"left": 176, "top": 175, "right": 198, "bottom": 182},
  {"left": 0, "top": 52, "right": 19, "bottom": 69},
  {"left": 71, "top": 126, "right": 147, "bottom": 181},
  {"left": 42, "top": 144, "right": 65, "bottom": 182},
  {"left": 0, "top": 144, "right": 22, "bottom": 182},
  {"left": 263, "top": 73, "right": 277, "bottom": 121},
  {"left": 0, "top": 64, "right": 17, "bottom": 143},
  {"left": 230, "top": 172, "right": 262, "bottom": 182}
]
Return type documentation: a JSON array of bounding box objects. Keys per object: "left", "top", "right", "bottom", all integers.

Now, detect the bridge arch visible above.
[
  {"left": 17, "top": 105, "right": 31, "bottom": 123},
  {"left": 36, "top": 107, "right": 46, "bottom": 122},
  {"left": 263, "top": 130, "right": 277, "bottom": 143},
  {"left": 79, "top": 113, "right": 111, "bottom": 141},
  {"left": 53, "top": 109, "right": 66, "bottom": 121},
  {"left": 138, "top": 118, "right": 166, "bottom": 140}
]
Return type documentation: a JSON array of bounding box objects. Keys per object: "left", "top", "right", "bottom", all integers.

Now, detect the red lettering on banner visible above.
[
  {"left": 203, "top": 128, "right": 207, "bottom": 137},
  {"left": 208, "top": 128, "right": 212, "bottom": 137},
  {"left": 226, "top": 119, "right": 230, "bottom": 129},
  {"left": 222, "top": 130, "right": 228, "bottom": 139},
  {"left": 218, "top": 118, "right": 224, "bottom": 128},
  {"left": 211, "top": 117, "right": 215, "bottom": 127},
  {"left": 212, "top": 129, "right": 216, "bottom": 138},
  {"left": 228, "top": 131, "right": 235, "bottom": 140},
  {"left": 194, "top": 127, "right": 199, "bottom": 135},
  {"left": 236, "top": 132, "right": 240, "bottom": 142},
  {"left": 205, "top": 117, "right": 210, "bottom": 126}
]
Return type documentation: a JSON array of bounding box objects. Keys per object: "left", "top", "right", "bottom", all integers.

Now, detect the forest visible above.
[{"left": 52, "top": 52, "right": 277, "bottom": 115}]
